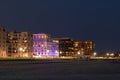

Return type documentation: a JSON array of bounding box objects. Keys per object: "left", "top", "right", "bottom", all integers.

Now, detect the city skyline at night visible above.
[
  {"left": 0, "top": 0, "right": 120, "bottom": 53},
  {"left": 0, "top": 1, "right": 120, "bottom": 80},
  {"left": 0, "top": 24, "right": 119, "bottom": 54},
  {"left": 0, "top": 26, "right": 96, "bottom": 58}
]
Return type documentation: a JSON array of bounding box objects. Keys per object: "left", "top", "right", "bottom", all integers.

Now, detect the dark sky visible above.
[{"left": 0, "top": 0, "right": 120, "bottom": 53}]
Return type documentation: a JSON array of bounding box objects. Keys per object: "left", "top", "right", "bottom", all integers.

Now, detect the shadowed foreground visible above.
[{"left": 0, "top": 60, "right": 120, "bottom": 80}]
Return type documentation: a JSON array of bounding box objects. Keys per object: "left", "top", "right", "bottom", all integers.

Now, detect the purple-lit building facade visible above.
[
  {"left": 33, "top": 33, "right": 59, "bottom": 57},
  {"left": 46, "top": 42, "right": 59, "bottom": 57}
]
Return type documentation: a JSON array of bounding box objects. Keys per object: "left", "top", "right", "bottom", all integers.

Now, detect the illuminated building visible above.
[
  {"left": 0, "top": 26, "right": 7, "bottom": 57},
  {"left": 46, "top": 42, "right": 59, "bottom": 57},
  {"left": 7, "top": 31, "right": 33, "bottom": 58},
  {"left": 74, "top": 41, "right": 95, "bottom": 56},
  {"left": 33, "top": 33, "right": 59, "bottom": 57},
  {"left": 33, "top": 33, "right": 49, "bottom": 56},
  {"left": 53, "top": 38, "right": 74, "bottom": 57}
]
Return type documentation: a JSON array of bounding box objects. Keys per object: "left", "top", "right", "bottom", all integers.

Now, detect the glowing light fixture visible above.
[{"left": 93, "top": 52, "right": 97, "bottom": 56}]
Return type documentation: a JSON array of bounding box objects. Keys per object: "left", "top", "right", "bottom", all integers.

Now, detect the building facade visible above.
[
  {"left": 46, "top": 41, "right": 59, "bottom": 57},
  {"left": 0, "top": 26, "right": 7, "bottom": 57},
  {"left": 7, "top": 31, "right": 33, "bottom": 58},
  {"left": 33, "top": 33, "right": 59, "bottom": 57},
  {"left": 74, "top": 41, "right": 95, "bottom": 56},
  {"left": 53, "top": 38, "right": 74, "bottom": 57}
]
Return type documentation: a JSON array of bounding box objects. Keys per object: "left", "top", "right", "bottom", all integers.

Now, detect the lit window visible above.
[
  {"left": 60, "top": 51, "right": 62, "bottom": 54},
  {"left": 90, "top": 41, "right": 92, "bottom": 44},
  {"left": 75, "top": 43, "right": 78, "bottom": 47},
  {"left": 24, "top": 40, "right": 27, "bottom": 43},
  {"left": 85, "top": 41, "right": 87, "bottom": 44},
  {"left": 39, "top": 36, "right": 40, "bottom": 39},
  {"left": 42, "top": 36, "right": 43, "bottom": 38},
  {"left": 44, "top": 35, "right": 45, "bottom": 38}
]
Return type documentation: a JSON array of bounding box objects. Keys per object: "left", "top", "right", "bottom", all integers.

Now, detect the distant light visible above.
[
  {"left": 106, "top": 53, "right": 110, "bottom": 56},
  {"left": 81, "top": 48, "right": 84, "bottom": 50},
  {"left": 41, "top": 45, "right": 44, "bottom": 47},
  {"left": 110, "top": 53, "right": 114, "bottom": 56},
  {"left": 33, "top": 55, "right": 40, "bottom": 58},
  {"left": 55, "top": 50, "right": 58, "bottom": 53},
  {"left": 19, "top": 48, "right": 23, "bottom": 51},
  {"left": 93, "top": 52, "right": 97, "bottom": 56},
  {"left": 47, "top": 50, "right": 49, "bottom": 53},
  {"left": 14, "top": 50, "right": 16, "bottom": 53},
  {"left": 24, "top": 40, "right": 27, "bottom": 43},
  {"left": 60, "top": 51, "right": 62, "bottom": 54},
  {"left": 119, "top": 54, "right": 120, "bottom": 57},
  {"left": 77, "top": 51, "right": 80, "bottom": 55},
  {"left": 53, "top": 40, "right": 59, "bottom": 43},
  {"left": 22, "top": 49, "right": 25, "bottom": 52},
  {"left": 23, "top": 54, "right": 28, "bottom": 57}
]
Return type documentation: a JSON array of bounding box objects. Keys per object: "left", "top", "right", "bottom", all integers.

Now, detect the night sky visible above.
[{"left": 0, "top": 0, "right": 120, "bottom": 53}]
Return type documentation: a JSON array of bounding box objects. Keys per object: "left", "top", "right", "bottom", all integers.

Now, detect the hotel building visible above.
[{"left": 33, "top": 33, "right": 59, "bottom": 57}]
